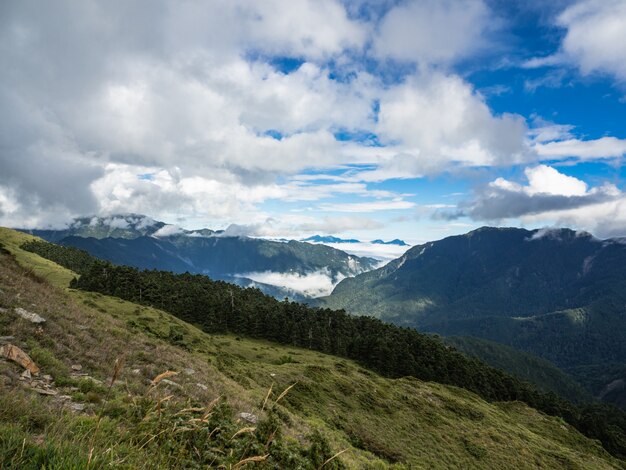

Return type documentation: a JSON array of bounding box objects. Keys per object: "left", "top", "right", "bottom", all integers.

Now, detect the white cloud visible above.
[
  {"left": 294, "top": 215, "right": 384, "bottom": 233},
  {"left": 152, "top": 224, "right": 184, "bottom": 237},
  {"left": 373, "top": 0, "right": 494, "bottom": 65},
  {"left": 523, "top": 165, "right": 588, "bottom": 196},
  {"left": 367, "top": 72, "right": 529, "bottom": 180},
  {"left": 2, "top": 0, "right": 625, "bottom": 234},
  {"left": 534, "top": 137, "right": 626, "bottom": 159},
  {"left": 210, "top": 215, "right": 385, "bottom": 239},
  {"left": 106, "top": 217, "right": 130, "bottom": 229},
  {"left": 445, "top": 165, "right": 626, "bottom": 237},
  {"left": 239, "top": 269, "right": 344, "bottom": 297},
  {"left": 307, "top": 241, "right": 410, "bottom": 261},
  {"left": 318, "top": 199, "right": 416, "bottom": 212},
  {"left": 518, "top": 198, "right": 626, "bottom": 238},
  {"left": 557, "top": 0, "right": 626, "bottom": 82}
]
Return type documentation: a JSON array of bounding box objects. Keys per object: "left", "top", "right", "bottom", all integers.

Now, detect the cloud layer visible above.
[{"left": 1, "top": 0, "right": 625, "bottom": 239}]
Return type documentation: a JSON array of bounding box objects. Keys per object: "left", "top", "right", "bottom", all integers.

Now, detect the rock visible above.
[
  {"left": 31, "top": 388, "right": 58, "bottom": 396},
  {"left": 20, "top": 369, "right": 32, "bottom": 380},
  {"left": 0, "top": 307, "right": 7, "bottom": 313},
  {"left": 70, "top": 403, "right": 85, "bottom": 412},
  {"left": 78, "top": 376, "right": 103, "bottom": 385},
  {"left": 161, "top": 379, "right": 180, "bottom": 388},
  {"left": 237, "top": 412, "right": 258, "bottom": 424},
  {"left": 42, "top": 375, "right": 53, "bottom": 382},
  {"left": 14, "top": 308, "right": 46, "bottom": 324},
  {"left": 131, "top": 368, "right": 141, "bottom": 374},
  {"left": 77, "top": 325, "right": 89, "bottom": 330},
  {"left": 71, "top": 364, "right": 82, "bottom": 371},
  {"left": 195, "top": 383, "right": 208, "bottom": 391},
  {"left": 182, "top": 368, "right": 195, "bottom": 376},
  {"left": 0, "top": 343, "right": 40, "bottom": 374},
  {"left": 0, "top": 336, "right": 15, "bottom": 344}
]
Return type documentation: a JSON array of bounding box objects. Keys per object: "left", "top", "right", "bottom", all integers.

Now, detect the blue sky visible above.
[{"left": 1, "top": 0, "right": 626, "bottom": 243}]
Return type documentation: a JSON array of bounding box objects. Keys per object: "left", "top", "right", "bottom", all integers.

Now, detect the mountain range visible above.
[
  {"left": 320, "top": 226, "right": 626, "bottom": 407},
  {"left": 21, "top": 214, "right": 378, "bottom": 299},
  {"left": 2, "top": 226, "right": 624, "bottom": 467},
  {"left": 302, "top": 234, "right": 408, "bottom": 245},
  {"left": 18, "top": 218, "right": 626, "bottom": 408}
]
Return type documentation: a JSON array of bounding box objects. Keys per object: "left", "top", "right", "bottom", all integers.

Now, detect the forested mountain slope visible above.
[
  {"left": 321, "top": 227, "right": 626, "bottom": 367},
  {"left": 444, "top": 336, "right": 591, "bottom": 404},
  {"left": 0, "top": 226, "right": 624, "bottom": 469}
]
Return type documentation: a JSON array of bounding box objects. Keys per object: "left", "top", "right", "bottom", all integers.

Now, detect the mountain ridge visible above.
[
  {"left": 319, "top": 226, "right": 626, "bottom": 406},
  {"left": 20, "top": 214, "right": 378, "bottom": 299}
]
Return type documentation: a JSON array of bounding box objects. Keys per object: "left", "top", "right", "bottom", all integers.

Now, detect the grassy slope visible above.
[{"left": 0, "top": 227, "right": 623, "bottom": 469}]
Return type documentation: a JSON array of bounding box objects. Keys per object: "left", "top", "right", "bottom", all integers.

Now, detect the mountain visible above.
[
  {"left": 1, "top": 227, "right": 623, "bottom": 468},
  {"left": 302, "top": 235, "right": 409, "bottom": 246},
  {"left": 320, "top": 226, "right": 626, "bottom": 400},
  {"left": 371, "top": 238, "right": 408, "bottom": 246},
  {"left": 21, "top": 215, "right": 378, "bottom": 299},
  {"left": 302, "top": 235, "right": 360, "bottom": 243},
  {"left": 21, "top": 214, "right": 169, "bottom": 241}
]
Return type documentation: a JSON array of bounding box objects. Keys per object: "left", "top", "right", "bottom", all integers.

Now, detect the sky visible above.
[{"left": 2, "top": 0, "right": 626, "bottom": 244}]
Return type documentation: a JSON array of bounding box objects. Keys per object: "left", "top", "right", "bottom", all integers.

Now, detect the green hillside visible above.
[
  {"left": 1, "top": 227, "right": 624, "bottom": 468},
  {"left": 444, "top": 336, "right": 591, "bottom": 403}
]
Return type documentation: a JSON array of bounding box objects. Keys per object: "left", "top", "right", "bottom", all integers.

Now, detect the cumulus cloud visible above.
[
  {"left": 439, "top": 165, "right": 622, "bottom": 228},
  {"left": 364, "top": 72, "right": 529, "bottom": 180},
  {"left": 106, "top": 217, "right": 130, "bottom": 230},
  {"left": 525, "top": 1, "right": 626, "bottom": 83},
  {"left": 372, "top": 0, "right": 494, "bottom": 65},
  {"left": 1, "top": 0, "right": 625, "bottom": 232},
  {"left": 557, "top": 0, "right": 626, "bottom": 82},
  {"left": 0, "top": 0, "right": 374, "bottom": 226}
]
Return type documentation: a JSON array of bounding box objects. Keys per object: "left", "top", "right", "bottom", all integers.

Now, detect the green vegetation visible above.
[
  {"left": 21, "top": 240, "right": 96, "bottom": 275},
  {"left": 18, "top": 232, "right": 626, "bottom": 460},
  {"left": 320, "top": 227, "right": 626, "bottom": 404},
  {"left": 0, "top": 390, "right": 342, "bottom": 469},
  {"left": 445, "top": 336, "right": 591, "bottom": 403},
  {"left": 0, "top": 230, "right": 623, "bottom": 468},
  {"left": 569, "top": 363, "right": 626, "bottom": 410}
]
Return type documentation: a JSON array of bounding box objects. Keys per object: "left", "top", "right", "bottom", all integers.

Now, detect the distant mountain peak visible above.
[
  {"left": 302, "top": 235, "right": 409, "bottom": 246},
  {"left": 302, "top": 235, "right": 360, "bottom": 244},
  {"left": 371, "top": 238, "right": 408, "bottom": 246}
]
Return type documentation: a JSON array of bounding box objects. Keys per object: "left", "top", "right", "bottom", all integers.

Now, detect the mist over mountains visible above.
[{"left": 21, "top": 214, "right": 379, "bottom": 299}]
